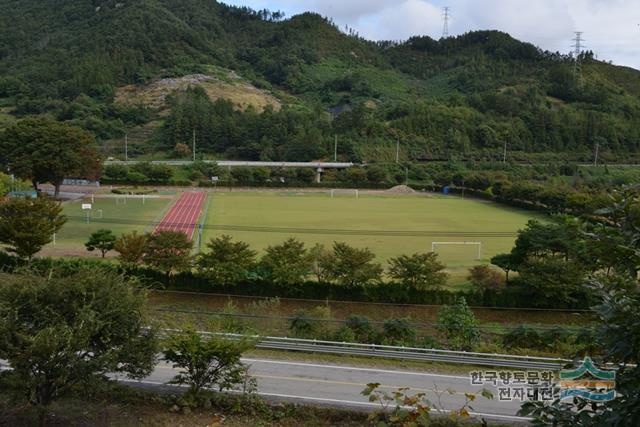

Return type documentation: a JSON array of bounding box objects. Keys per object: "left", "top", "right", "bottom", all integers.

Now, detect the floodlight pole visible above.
[
  {"left": 396, "top": 139, "right": 400, "bottom": 164},
  {"left": 193, "top": 129, "right": 196, "bottom": 162},
  {"left": 125, "top": 133, "right": 128, "bottom": 162},
  {"left": 334, "top": 135, "right": 338, "bottom": 162}
]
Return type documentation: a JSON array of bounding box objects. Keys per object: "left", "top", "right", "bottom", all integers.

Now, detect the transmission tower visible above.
[
  {"left": 572, "top": 31, "right": 585, "bottom": 77},
  {"left": 442, "top": 7, "right": 450, "bottom": 39}
]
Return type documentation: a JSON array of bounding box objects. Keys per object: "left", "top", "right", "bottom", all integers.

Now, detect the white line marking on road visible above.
[
  {"left": 118, "top": 378, "right": 532, "bottom": 422},
  {"left": 240, "top": 358, "right": 469, "bottom": 380}
]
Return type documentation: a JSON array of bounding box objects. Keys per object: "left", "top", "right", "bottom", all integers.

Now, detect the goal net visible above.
[{"left": 329, "top": 188, "right": 360, "bottom": 198}]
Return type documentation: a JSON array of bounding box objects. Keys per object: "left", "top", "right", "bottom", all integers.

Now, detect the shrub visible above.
[
  {"left": 436, "top": 298, "right": 480, "bottom": 351},
  {"left": 382, "top": 318, "right": 416, "bottom": 345},
  {"left": 467, "top": 265, "right": 505, "bottom": 291},
  {"left": 163, "top": 329, "right": 254, "bottom": 396},
  {"left": 289, "top": 309, "right": 317, "bottom": 337},
  {"left": 126, "top": 171, "right": 148, "bottom": 183},
  {"left": 333, "top": 326, "right": 357, "bottom": 343},
  {"left": 345, "top": 315, "right": 376, "bottom": 343},
  {"left": 502, "top": 326, "right": 545, "bottom": 350},
  {"left": 289, "top": 306, "right": 333, "bottom": 339}
]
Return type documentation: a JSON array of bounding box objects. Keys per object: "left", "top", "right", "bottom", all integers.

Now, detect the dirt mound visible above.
[
  {"left": 115, "top": 72, "right": 281, "bottom": 112},
  {"left": 386, "top": 185, "right": 416, "bottom": 194}
]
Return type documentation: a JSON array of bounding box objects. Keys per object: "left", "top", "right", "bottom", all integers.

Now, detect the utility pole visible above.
[
  {"left": 334, "top": 134, "right": 338, "bottom": 162},
  {"left": 503, "top": 140, "right": 507, "bottom": 164},
  {"left": 572, "top": 31, "right": 585, "bottom": 78},
  {"left": 396, "top": 139, "right": 400, "bottom": 164},
  {"left": 442, "top": 7, "right": 450, "bottom": 39},
  {"left": 125, "top": 133, "right": 128, "bottom": 162},
  {"left": 594, "top": 140, "right": 600, "bottom": 166},
  {"left": 192, "top": 129, "right": 196, "bottom": 162}
]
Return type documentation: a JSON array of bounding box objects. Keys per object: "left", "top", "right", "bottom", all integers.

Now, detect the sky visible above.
[{"left": 222, "top": 0, "right": 640, "bottom": 70}]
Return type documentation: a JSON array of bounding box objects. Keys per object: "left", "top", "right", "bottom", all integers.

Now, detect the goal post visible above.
[
  {"left": 329, "top": 188, "right": 359, "bottom": 199},
  {"left": 431, "top": 241, "right": 482, "bottom": 260}
]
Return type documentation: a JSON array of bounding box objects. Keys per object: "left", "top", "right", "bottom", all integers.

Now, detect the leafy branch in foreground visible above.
[
  {"left": 0, "top": 269, "right": 158, "bottom": 425},
  {"left": 362, "top": 382, "right": 493, "bottom": 426}
]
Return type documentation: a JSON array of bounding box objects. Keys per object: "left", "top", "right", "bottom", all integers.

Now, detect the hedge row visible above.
[{"left": 0, "top": 254, "right": 592, "bottom": 310}]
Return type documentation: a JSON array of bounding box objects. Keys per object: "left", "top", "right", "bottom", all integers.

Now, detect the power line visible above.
[
  {"left": 572, "top": 31, "right": 585, "bottom": 78},
  {"left": 152, "top": 307, "right": 593, "bottom": 332},
  {"left": 151, "top": 289, "right": 595, "bottom": 313},
  {"left": 442, "top": 7, "right": 450, "bottom": 39}
]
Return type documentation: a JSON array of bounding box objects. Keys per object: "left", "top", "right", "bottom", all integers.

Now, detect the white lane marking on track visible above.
[
  {"left": 156, "top": 192, "right": 206, "bottom": 239},
  {"left": 156, "top": 192, "right": 201, "bottom": 236},
  {"left": 156, "top": 193, "right": 188, "bottom": 233}
]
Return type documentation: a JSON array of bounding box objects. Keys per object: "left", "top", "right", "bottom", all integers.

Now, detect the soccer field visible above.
[
  {"left": 41, "top": 195, "right": 174, "bottom": 257},
  {"left": 201, "top": 191, "right": 542, "bottom": 275}
]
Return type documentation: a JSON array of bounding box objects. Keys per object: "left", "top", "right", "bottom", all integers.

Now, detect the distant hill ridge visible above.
[{"left": 0, "top": 0, "right": 639, "bottom": 162}]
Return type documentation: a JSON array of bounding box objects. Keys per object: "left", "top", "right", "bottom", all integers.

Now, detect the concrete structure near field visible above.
[{"left": 104, "top": 160, "right": 355, "bottom": 183}]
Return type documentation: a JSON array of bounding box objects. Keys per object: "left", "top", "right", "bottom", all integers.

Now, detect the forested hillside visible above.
[{"left": 1, "top": 0, "right": 639, "bottom": 162}]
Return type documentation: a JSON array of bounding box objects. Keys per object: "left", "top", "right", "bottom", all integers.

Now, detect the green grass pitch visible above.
[
  {"left": 41, "top": 196, "right": 174, "bottom": 257},
  {"left": 201, "top": 191, "right": 542, "bottom": 286}
]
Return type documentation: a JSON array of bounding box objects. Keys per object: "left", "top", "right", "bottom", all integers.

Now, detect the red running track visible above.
[{"left": 154, "top": 191, "right": 206, "bottom": 240}]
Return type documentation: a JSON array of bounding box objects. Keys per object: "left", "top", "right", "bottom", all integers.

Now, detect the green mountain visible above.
[{"left": 1, "top": 0, "right": 639, "bottom": 163}]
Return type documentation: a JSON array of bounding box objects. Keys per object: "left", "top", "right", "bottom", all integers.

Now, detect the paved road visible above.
[{"left": 117, "top": 357, "right": 530, "bottom": 424}]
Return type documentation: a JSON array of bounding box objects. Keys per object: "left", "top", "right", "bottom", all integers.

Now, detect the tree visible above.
[
  {"left": 0, "top": 196, "right": 66, "bottom": 259},
  {"left": 516, "top": 257, "right": 587, "bottom": 308},
  {"left": 436, "top": 298, "right": 480, "bottom": 351},
  {"left": 387, "top": 253, "right": 448, "bottom": 289},
  {"left": 163, "top": 329, "right": 254, "bottom": 396},
  {"left": 520, "top": 280, "right": 640, "bottom": 426},
  {"left": 260, "top": 238, "right": 312, "bottom": 284},
  {"left": 85, "top": 229, "right": 116, "bottom": 258},
  {"left": 320, "top": 242, "right": 383, "bottom": 286},
  {"left": 309, "top": 243, "right": 332, "bottom": 282},
  {"left": 490, "top": 253, "right": 518, "bottom": 282},
  {"left": 467, "top": 265, "right": 505, "bottom": 291},
  {"left": 143, "top": 231, "right": 193, "bottom": 275},
  {"left": 114, "top": 231, "right": 147, "bottom": 266},
  {"left": 366, "top": 165, "right": 388, "bottom": 184},
  {"left": 509, "top": 218, "right": 588, "bottom": 266},
  {"left": 0, "top": 118, "right": 101, "bottom": 197},
  {"left": 0, "top": 269, "right": 158, "bottom": 424},
  {"left": 0, "top": 172, "right": 12, "bottom": 197},
  {"left": 520, "top": 188, "right": 640, "bottom": 425},
  {"left": 196, "top": 235, "right": 256, "bottom": 285}
]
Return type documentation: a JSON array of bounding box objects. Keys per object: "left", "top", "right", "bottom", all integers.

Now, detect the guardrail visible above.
[{"left": 160, "top": 329, "right": 571, "bottom": 370}]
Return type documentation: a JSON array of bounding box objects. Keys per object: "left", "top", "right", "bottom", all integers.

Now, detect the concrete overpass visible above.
[{"left": 104, "top": 160, "right": 355, "bottom": 183}]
